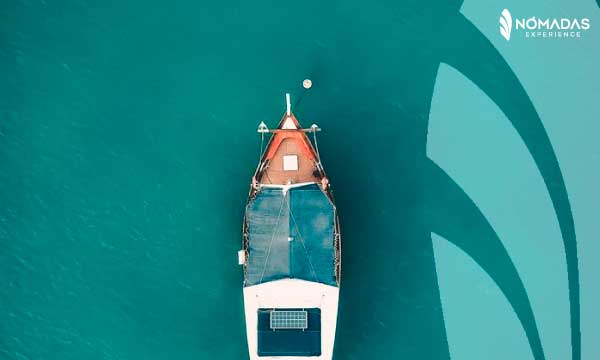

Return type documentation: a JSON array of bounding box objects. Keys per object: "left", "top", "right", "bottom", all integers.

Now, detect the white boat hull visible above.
[{"left": 243, "top": 279, "right": 339, "bottom": 360}]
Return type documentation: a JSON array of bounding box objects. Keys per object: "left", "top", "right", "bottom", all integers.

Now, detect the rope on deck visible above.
[{"left": 258, "top": 194, "right": 288, "bottom": 284}]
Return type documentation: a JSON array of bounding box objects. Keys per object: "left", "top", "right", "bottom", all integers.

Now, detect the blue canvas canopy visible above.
[{"left": 245, "top": 184, "right": 336, "bottom": 287}]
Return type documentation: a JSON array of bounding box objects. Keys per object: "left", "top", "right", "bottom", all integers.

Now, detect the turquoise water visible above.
[{"left": 1, "top": 1, "right": 599, "bottom": 359}]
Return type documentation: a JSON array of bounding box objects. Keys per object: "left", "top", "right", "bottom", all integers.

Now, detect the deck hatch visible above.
[
  {"left": 283, "top": 154, "right": 299, "bottom": 171},
  {"left": 257, "top": 308, "right": 321, "bottom": 356},
  {"left": 270, "top": 310, "right": 308, "bottom": 330}
]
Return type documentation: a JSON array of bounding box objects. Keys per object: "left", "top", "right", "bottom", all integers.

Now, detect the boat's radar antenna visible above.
[{"left": 257, "top": 121, "right": 269, "bottom": 133}]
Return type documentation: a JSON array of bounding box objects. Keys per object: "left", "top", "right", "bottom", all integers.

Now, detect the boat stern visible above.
[{"left": 243, "top": 279, "right": 339, "bottom": 360}]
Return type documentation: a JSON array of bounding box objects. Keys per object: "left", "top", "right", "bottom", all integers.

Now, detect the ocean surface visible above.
[{"left": 1, "top": 1, "right": 599, "bottom": 359}]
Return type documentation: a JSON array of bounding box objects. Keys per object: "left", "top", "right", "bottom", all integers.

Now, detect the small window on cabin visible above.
[{"left": 283, "top": 155, "right": 298, "bottom": 171}]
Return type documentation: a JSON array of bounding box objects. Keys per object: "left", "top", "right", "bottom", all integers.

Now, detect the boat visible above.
[{"left": 239, "top": 94, "right": 341, "bottom": 359}]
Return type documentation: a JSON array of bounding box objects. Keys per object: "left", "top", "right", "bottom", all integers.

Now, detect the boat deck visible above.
[{"left": 260, "top": 137, "right": 320, "bottom": 185}]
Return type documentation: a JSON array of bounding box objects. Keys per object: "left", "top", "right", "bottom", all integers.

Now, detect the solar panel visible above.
[{"left": 270, "top": 310, "right": 308, "bottom": 330}]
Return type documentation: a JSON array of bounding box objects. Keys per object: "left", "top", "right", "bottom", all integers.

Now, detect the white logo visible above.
[
  {"left": 499, "top": 9, "right": 512, "bottom": 41},
  {"left": 499, "top": 8, "right": 591, "bottom": 41}
]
